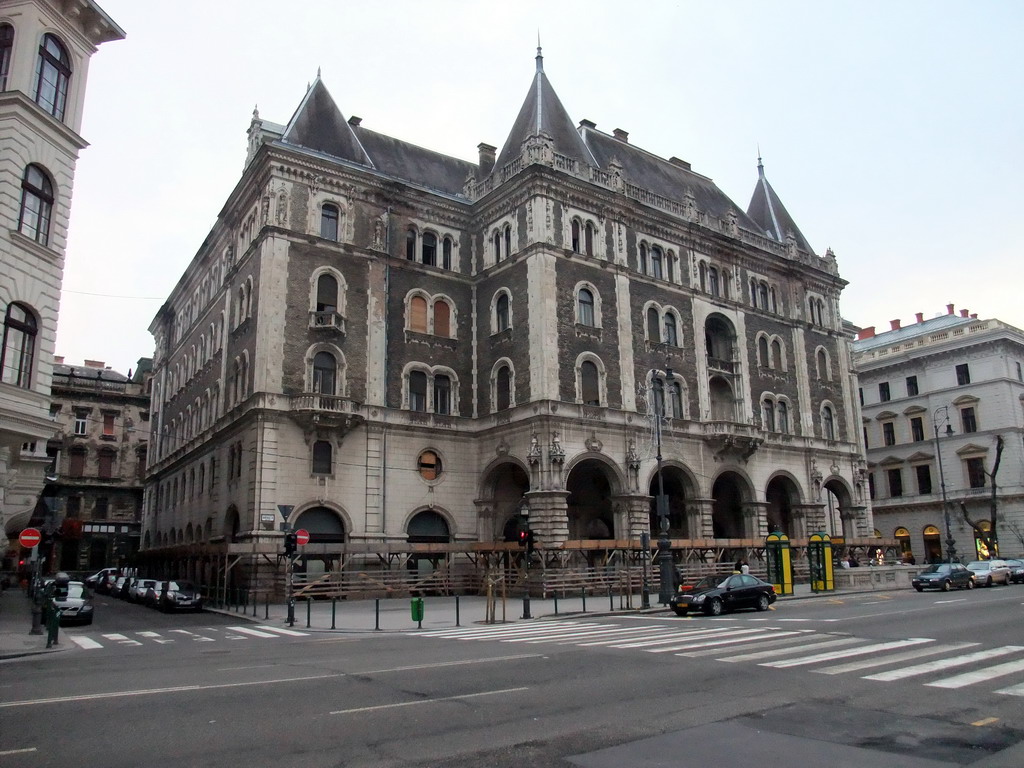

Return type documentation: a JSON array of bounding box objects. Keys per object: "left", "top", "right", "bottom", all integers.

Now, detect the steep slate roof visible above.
[
  {"left": 581, "top": 126, "right": 761, "bottom": 231},
  {"left": 351, "top": 126, "right": 476, "bottom": 198},
  {"left": 492, "top": 48, "right": 598, "bottom": 175},
  {"left": 280, "top": 77, "right": 372, "bottom": 167},
  {"left": 746, "top": 158, "right": 813, "bottom": 253}
]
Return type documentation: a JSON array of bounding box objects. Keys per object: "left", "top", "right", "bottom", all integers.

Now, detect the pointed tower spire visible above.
[
  {"left": 536, "top": 34, "right": 543, "bottom": 73},
  {"left": 281, "top": 77, "right": 372, "bottom": 167},
  {"left": 746, "top": 154, "right": 813, "bottom": 253}
]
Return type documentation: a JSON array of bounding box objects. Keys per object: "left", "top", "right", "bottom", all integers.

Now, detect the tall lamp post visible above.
[
  {"left": 654, "top": 366, "right": 675, "bottom": 604},
  {"left": 932, "top": 406, "right": 957, "bottom": 563},
  {"left": 519, "top": 499, "right": 531, "bottom": 620}
]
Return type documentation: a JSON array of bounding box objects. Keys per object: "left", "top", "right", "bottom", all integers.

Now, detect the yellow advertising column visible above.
[
  {"left": 808, "top": 532, "right": 835, "bottom": 592},
  {"left": 765, "top": 532, "right": 793, "bottom": 596}
]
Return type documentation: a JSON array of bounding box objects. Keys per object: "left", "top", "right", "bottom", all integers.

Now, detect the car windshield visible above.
[
  {"left": 921, "top": 565, "right": 950, "bottom": 574},
  {"left": 168, "top": 581, "right": 195, "bottom": 592},
  {"left": 692, "top": 575, "right": 729, "bottom": 590},
  {"left": 966, "top": 562, "right": 988, "bottom": 570}
]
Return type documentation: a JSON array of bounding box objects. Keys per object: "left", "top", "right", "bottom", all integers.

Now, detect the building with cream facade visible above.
[{"left": 142, "top": 50, "right": 872, "bottom": 587}]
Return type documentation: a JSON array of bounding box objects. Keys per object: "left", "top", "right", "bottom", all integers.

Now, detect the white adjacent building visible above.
[
  {"left": 0, "top": 1, "right": 123, "bottom": 552},
  {"left": 853, "top": 305, "right": 1024, "bottom": 562}
]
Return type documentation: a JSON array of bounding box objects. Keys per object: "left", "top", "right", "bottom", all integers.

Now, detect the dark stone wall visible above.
[{"left": 477, "top": 260, "right": 530, "bottom": 412}]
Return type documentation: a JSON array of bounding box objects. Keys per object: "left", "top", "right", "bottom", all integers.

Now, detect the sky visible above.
[{"left": 57, "top": 0, "right": 1024, "bottom": 374}]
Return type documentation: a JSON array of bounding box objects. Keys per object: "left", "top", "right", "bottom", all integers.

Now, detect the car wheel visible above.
[
  {"left": 672, "top": 607, "right": 687, "bottom": 617},
  {"left": 755, "top": 594, "right": 770, "bottom": 612},
  {"left": 705, "top": 598, "right": 723, "bottom": 616},
  {"left": 966, "top": 578, "right": 975, "bottom": 590},
  {"left": 914, "top": 585, "right": 924, "bottom": 592},
  {"left": 941, "top": 580, "right": 951, "bottom": 592},
  {"left": 986, "top": 577, "right": 993, "bottom": 587}
]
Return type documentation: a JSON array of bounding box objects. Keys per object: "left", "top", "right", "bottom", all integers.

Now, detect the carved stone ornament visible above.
[
  {"left": 702, "top": 433, "right": 764, "bottom": 463},
  {"left": 496, "top": 440, "right": 510, "bottom": 457},
  {"left": 527, "top": 432, "right": 542, "bottom": 466},
  {"left": 584, "top": 433, "right": 603, "bottom": 452},
  {"left": 548, "top": 431, "right": 565, "bottom": 465},
  {"left": 625, "top": 440, "right": 641, "bottom": 473}
]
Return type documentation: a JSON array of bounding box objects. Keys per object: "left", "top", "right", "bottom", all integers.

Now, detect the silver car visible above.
[
  {"left": 129, "top": 578, "right": 159, "bottom": 603},
  {"left": 966, "top": 559, "right": 1012, "bottom": 587}
]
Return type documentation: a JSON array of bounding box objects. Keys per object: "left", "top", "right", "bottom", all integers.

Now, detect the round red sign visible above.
[
  {"left": 19, "top": 527, "right": 42, "bottom": 548},
  {"left": 294, "top": 529, "right": 310, "bottom": 546}
]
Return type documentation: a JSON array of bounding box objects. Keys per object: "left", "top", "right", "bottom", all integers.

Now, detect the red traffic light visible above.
[{"left": 518, "top": 529, "right": 528, "bottom": 547}]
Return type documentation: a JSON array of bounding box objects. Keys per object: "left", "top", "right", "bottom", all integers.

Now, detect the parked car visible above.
[
  {"left": 52, "top": 580, "right": 95, "bottom": 626},
  {"left": 109, "top": 576, "right": 131, "bottom": 599},
  {"left": 158, "top": 580, "right": 203, "bottom": 613},
  {"left": 912, "top": 562, "right": 974, "bottom": 592},
  {"left": 966, "top": 559, "right": 1012, "bottom": 587},
  {"left": 669, "top": 573, "right": 776, "bottom": 616},
  {"left": 143, "top": 581, "right": 167, "bottom": 609},
  {"left": 1002, "top": 558, "right": 1024, "bottom": 584},
  {"left": 84, "top": 567, "right": 119, "bottom": 590},
  {"left": 129, "top": 578, "right": 160, "bottom": 603}
]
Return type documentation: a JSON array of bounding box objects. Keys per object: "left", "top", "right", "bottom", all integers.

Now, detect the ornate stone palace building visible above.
[
  {"left": 142, "top": 50, "right": 872, "bottom": 583},
  {"left": 1, "top": 1, "right": 123, "bottom": 554}
]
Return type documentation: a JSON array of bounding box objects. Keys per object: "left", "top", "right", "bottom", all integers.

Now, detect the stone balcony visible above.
[{"left": 288, "top": 393, "right": 362, "bottom": 434}]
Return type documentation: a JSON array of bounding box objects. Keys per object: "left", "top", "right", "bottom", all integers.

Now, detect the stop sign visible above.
[
  {"left": 19, "top": 527, "right": 42, "bottom": 548},
  {"left": 294, "top": 529, "right": 310, "bottom": 546}
]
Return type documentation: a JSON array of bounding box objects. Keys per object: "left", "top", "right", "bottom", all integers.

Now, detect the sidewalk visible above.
[{"left": 0, "top": 581, "right": 864, "bottom": 660}]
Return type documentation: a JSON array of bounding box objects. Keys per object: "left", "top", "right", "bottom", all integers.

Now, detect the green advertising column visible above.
[
  {"left": 808, "top": 532, "right": 835, "bottom": 593},
  {"left": 765, "top": 531, "right": 793, "bottom": 596}
]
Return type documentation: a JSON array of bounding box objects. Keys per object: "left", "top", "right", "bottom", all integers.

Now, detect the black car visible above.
[
  {"left": 669, "top": 573, "right": 777, "bottom": 617},
  {"left": 1004, "top": 559, "right": 1024, "bottom": 584},
  {"left": 158, "top": 580, "right": 203, "bottom": 613},
  {"left": 912, "top": 562, "right": 975, "bottom": 592},
  {"left": 52, "top": 581, "right": 95, "bottom": 626}
]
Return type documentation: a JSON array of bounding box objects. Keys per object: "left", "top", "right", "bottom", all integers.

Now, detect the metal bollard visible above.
[
  {"left": 264, "top": 594, "right": 269, "bottom": 620},
  {"left": 331, "top": 597, "right": 337, "bottom": 630},
  {"left": 581, "top": 587, "right": 587, "bottom": 613},
  {"left": 455, "top": 595, "right": 460, "bottom": 627},
  {"left": 375, "top": 598, "right": 381, "bottom": 631},
  {"left": 306, "top": 599, "right": 311, "bottom": 628},
  {"left": 608, "top": 586, "right": 614, "bottom": 611},
  {"left": 554, "top": 592, "right": 559, "bottom": 615}
]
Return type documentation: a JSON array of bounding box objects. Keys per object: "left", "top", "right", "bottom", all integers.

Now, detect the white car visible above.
[
  {"left": 129, "top": 578, "right": 160, "bottom": 603},
  {"left": 966, "top": 559, "right": 1012, "bottom": 587}
]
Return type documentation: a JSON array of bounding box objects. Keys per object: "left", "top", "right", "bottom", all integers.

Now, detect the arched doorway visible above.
[
  {"left": 823, "top": 479, "right": 852, "bottom": 538},
  {"left": 224, "top": 506, "right": 241, "bottom": 542},
  {"left": 766, "top": 475, "right": 800, "bottom": 536},
  {"left": 293, "top": 506, "right": 346, "bottom": 543},
  {"left": 407, "top": 510, "right": 450, "bottom": 544},
  {"left": 923, "top": 524, "right": 941, "bottom": 563},
  {"left": 648, "top": 466, "right": 693, "bottom": 537},
  {"left": 708, "top": 377, "right": 736, "bottom": 421},
  {"left": 481, "top": 461, "right": 530, "bottom": 541},
  {"left": 566, "top": 459, "right": 616, "bottom": 539},
  {"left": 895, "top": 527, "right": 913, "bottom": 563},
  {"left": 711, "top": 472, "right": 748, "bottom": 538}
]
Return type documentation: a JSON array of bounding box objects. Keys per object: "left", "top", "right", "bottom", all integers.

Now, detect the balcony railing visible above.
[
  {"left": 707, "top": 357, "right": 737, "bottom": 374},
  {"left": 289, "top": 394, "right": 359, "bottom": 415},
  {"left": 309, "top": 311, "right": 345, "bottom": 332}
]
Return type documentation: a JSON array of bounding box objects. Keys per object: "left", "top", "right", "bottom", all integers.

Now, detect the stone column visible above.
[
  {"left": 743, "top": 501, "right": 770, "bottom": 540},
  {"left": 843, "top": 505, "right": 869, "bottom": 539},
  {"left": 523, "top": 490, "right": 570, "bottom": 546},
  {"left": 688, "top": 498, "right": 715, "bottom": 540},
  {"left": 614, "top": 494, "right": 652, "bottom": 539},
  {"left": 795, "top": 503, "right": 827, "bottom": 538},
  {"left": 474, "top": 499, "right": 498, "bottom": 541}
]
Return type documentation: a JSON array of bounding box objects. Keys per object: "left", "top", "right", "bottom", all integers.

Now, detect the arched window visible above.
[
  {"left": 409, "top": 370, "right": 427, "bottom": 411},
  {"left": 433, "top": 300, "right": 450, "bottom": 337},
  {"left": 666, "top": 251, "right": 676, "bottom": 283},
  {"left": 0, "top": 25, "right": 14, "bottom": 91},
  {"left": 442, "top": 237, "right": 452, "bottom": 270},
  {"left": 496, "top": 365, "right": 511, "bottom": 410},
  {"left": 320, "top": 204, "right": 340, "bottom": 240},
  {"left": 422, "top": 232, "right": 437, "bottom": 266},
  {"left": 699, "top": 262, "right": 707, "bottom": 292},
  {"left": 771, "top": 339, "right": 783, "bottom": 370},
  {"left": 822, "top": 405, "right": 836, "bottom": 440},
  {"left": 581, "top": 360, "right": 600, "bottom": 406},
  {"left": 639, "top": 244, "right": 648, "bottom": 275},
  {"left": 750, "top": 278, "right": 758, "bottom": 305},
  {"left": 316, "top": 274, "right": 338, "bottom": 314},
  {"left": 493, "top": 230, "right": 502, "bottom": 261},
  {"left": 817, "top": 349, "right": 829, "bottom": 380},
  {"left": 770, "top": 287, "right": 778, "bottom": 313},
  {"left": 1, "top": 303, "right": 37, "bottom": 388},
  {"left": 585, "top": 222, "right": 595, "bottom": 256},
  {"left": 577, "top": 288, "right": 595, "bottom": 326},
  {"left": 409, "top": 295, "right": 428, "bottom": 332},
  {"left": 503, "top": 225, "right": 511, "bottom": 258},
  {"left": 406, "top": 229, "right": 416, "bottom": 260},
  {"left": 650, "top": 246, "right": 664, "bottom": 279},
  {"left": 669, "top": 381, "right": 683, "bottom": 419},
  {"left": 571, "top": 219, "right": 581, "bottom": 253},
  {"left": 758, "top": 336, "right": 770, "bottom": 367},
  {"left": 18, "top": 165, "right": 54, "bottom": 245},
  {"left": 708, "top": 266, "right": 719, "bottom": 296},
  {"left": 759, "top": 282, "right": 769, "bottom": 310},
  {"left": 777, "top": 400, "right": 789, "bottom": 433},
  {"left": 646, "top": 307, "right": 660, "bottom": 341},
  {"left": 434, "top": 374, "right": 451, "bottom": 415},
  {"left": 762, "top": 397, "right": 776, "bottom": 431},
  {"left": 34, "top": 34, "right": 71, "bottom": 121},
  {"left": 663, "top": 311, "right": 678, "bottom": 346},
  {"left": 312, "top": 440, "right": 332, "bottom": 474},
  {"left": 312, "top": 351, "right": 336, "bottom": 395},
  {"left": 496, "top": 293, "right": 510, "bottom": 332}
]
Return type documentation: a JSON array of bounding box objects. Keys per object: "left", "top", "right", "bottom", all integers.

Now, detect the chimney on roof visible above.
[
  {"left": 347, "top": 116, "right": 361, "bottom": 127},
  {"left": 946, "top": 303, "right": 955, "bottom": 315},
  {"left": 668, "top": 156, "right": 692, "bottom": 170},
  {"left": 54, "top": 355, "right": 64, "bottom": 364},
  {"left": 578, "top": 119, "right": 596, "bottom": 130},
  {"left": 890, "top": 319, "right": 901, "bottom": 331},
  {"left": 612, "top": 128, "right": 629, "bottom": 143},
  {"left": 477, "top": 143, "right": 496, "bottom": 175},
  {"left": 858, "top": 326, "right": 876, "bottom": 340},
  {"left": 960, "top": 309, "right": 969, "bottom": 317},
  {"left": 915, "top": 312, "right": 924, "bottom": 323},
  {"left": 84, "top": 359, "right": 105, "bottom": 369},
  {"left": 971, "top": 313, "right": 978, "bottom": 319}
]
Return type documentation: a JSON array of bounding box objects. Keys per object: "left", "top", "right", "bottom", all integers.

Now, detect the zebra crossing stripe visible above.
[
  {"left": 926, "top": 658, "right": 1024, "bottom": 689},
  {"left": 137, "top": 631, "right": 175, "bottom": 644},
  {"left": 761, "top": 638, "right": 935, "bottom": 669},
  {"left": 577, "top": 627, "right": 735, "bottom": 648},
  {"left": 543, "top": 626, "right": 678, "bottom": 643},
  {"left": 414, "top": 621, "right": 593, "bottom": 638},
  {"left": 169, "top": 629, "right": 215, "bottom": 641},
  {"left": 722, "top": 636, "right": 863, "bottom": 662},
  {"left": 226, "top": 626, "right": 279, "bottom": 638},
  {"left": 679, "top": 631, "right": 816, "bottom": 657},
  {"left": 255, "top": 625, "right": 309, "bottom": 637},
  {"left": 102, "top": 633, "right": 142, "bottom": 646},
  {"left": 864, "top": 646, "right": 1024, "bottom": 682},
  {"left": 67, "top": 635, "right": 102, "bottom": 649},
  {"left": 499, "top": 625, "right": 628, "bottom": 643},
  {"left": 614, "top": 628, "right": 767, "bottom": 649},
  {"left": 672, "top": 630, "right": 810, "bottom": 656},
  {"left": 994, "top": 681, "right": 1024, "bottom": 697},
  {"left": 814, "top": 642, "right": 979, "bottom": 675}
]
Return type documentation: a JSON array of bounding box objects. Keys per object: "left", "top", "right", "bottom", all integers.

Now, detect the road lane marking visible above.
[
  {"left": 255, "top": 625, "right": 309, "bottom": 636},
  {"left": 614, "top": 628, "right": 768, "bottom": 649},
  {"left": 329, "top": 686, "right": 528, "bottom": 715},
  {"left": 0, "top": 748, "right": 37, "bottom": 756},
  {"left": 814, "top": 642, "right": 979, "bottom": 675},
  {"left": 137, "top": 631, "right": 174, "bottom": 644},
  {"left": 934, "top": 598, "right": 969, "bottom": 604},
  {"left": 101, "top": 633, "right": 141, "bottom": 646},
  {"left": 927, "top": 659, "right": 1024, "bottom": 689},
  {"left": 67, "top": 635, "right": 102, "bottom": 650},
  {"left": 972, "top": 717, "right": 999, "bottom": 726},
  {"left": 226, "top": 626, "right": 279, "bottom": 638},
  {"left": 680, "top": 632, "right": 817, "bottom": 657},
  {"left": 217, "top": 664, "right": 279, "bottom": 671},
  {"left": 669, "top": 630, "right": 809, "bottom": 655},
  {"left": 414, "top": 621, "right": 605, "bottom": 640},
  {"left": 722, "top": 637, "right": 863, "bottom": 662},
  {"left": 577, "top": 628, "right": 735, "bottom": 647},
  {"left": 761, "top": 638, "right": 934, "bottom": 668},
  {"left": 169, "top": 629, "right": 215, "bottom": 642},
  {"left": 864, "top": 646, "right": 1024, "bottom": 681}
]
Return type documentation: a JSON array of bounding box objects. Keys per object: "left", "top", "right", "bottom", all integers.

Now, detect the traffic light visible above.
[
  {"left": 526, "top": 530, "right": 536, "bottom": 554},
  {"left": 517, "top": 529, "right": 528, "bottom": 548},
  {"left": 284, "top": 532, "right": 297, "bottom": 556}
]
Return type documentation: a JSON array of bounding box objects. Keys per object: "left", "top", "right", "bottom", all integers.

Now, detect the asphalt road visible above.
[{"left": 2, "top": 586, "right": 1023, "bottom": 768}]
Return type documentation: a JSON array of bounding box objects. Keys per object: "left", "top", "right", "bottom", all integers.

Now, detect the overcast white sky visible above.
[{"left": 57, "top": 0, "right": 1024, "bottom": 374}]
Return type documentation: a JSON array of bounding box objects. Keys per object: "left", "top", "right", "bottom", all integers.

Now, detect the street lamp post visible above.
[
  {"left": 654, "top": 366, "right": 675, "bottom": 604},
  {"left": 932, "top": 406, "right": 957, "bottom": 563},
  {"left": 519, "top": 499, "right": 531, "bottom": 620}
]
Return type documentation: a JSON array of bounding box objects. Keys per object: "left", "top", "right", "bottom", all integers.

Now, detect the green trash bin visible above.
[{"left": 410, "top": 597, "right": 424, "bottom": 626}]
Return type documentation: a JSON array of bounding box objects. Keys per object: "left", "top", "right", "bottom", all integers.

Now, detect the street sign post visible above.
[
  {"left": 19, "top": 528, "right": 41, "bottom": 548},
  {"left": 294, "top": 529, "right": 310, "bottom": 546}
]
